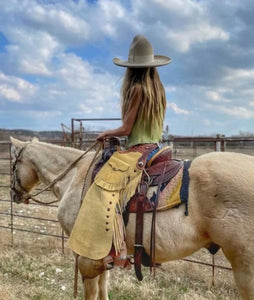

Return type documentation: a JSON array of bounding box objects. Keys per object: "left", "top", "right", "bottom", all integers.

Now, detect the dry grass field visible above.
[
  {"left": 1, "top": 142, "right": 252, "bottom": 299},
  {"left": 0, "top": 232, "right": 240, "bottom": 300}
]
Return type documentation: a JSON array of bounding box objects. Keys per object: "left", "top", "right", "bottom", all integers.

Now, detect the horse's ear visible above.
[
  {"left": 32, "top": 137, "right": 39, "bottom": 142},
  {"left": 10, "top": 137, "right": 27, "bottom": 157},
  {"left": 10, "top": 137, "right": 26, "bottom": 148}
]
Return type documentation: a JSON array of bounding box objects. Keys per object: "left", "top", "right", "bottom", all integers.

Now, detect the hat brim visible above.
[{"left": 113, "top": 55, "right": 172, "bottom": 68}]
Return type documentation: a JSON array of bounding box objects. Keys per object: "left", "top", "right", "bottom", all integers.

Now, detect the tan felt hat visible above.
[{"left": 113, "top": 35, "right": 171, "bottom": 68}]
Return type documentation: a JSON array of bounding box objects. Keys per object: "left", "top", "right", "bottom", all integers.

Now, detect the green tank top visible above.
[{"left": 126, "top": 117, "right": 163, "bottom": 149}]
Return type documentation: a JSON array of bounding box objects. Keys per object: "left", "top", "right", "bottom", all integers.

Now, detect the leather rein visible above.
[{"left": 11, "top": 141, "right": 101, "bottom": 205}]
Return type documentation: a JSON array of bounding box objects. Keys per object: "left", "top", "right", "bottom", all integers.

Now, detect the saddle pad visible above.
[
  {"left": 156, "top": 166, "right": 183, "bottom": 211},
  {"left": 127, "top": 165, "right": 184, "bottom": 213}
]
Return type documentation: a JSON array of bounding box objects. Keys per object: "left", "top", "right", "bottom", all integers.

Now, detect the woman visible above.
[
  {"left": 97, "top": 35, "right": 170, "bottom": 148},
  {"left": 69, "top": 35, "right": 171, "bottom": 276}
]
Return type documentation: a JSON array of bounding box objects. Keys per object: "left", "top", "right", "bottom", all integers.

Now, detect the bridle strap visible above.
[
  {"left": 27, "top": 141, "right": 102, "bottom": 205},
  {"left": 27, "top": 141, "right": 100, "bottom": 198},
  {"left": 24, "top": 195, "right": 60, "bottom": 205},
  {"left": 12, "top": 141, "right": 101, "bottom": 205},
  {"left": 11, "top": 147, "right": 27, "bottom": 194}
]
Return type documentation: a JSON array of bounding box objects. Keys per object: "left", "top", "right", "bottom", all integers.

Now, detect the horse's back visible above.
[
  {"left": 189, "top": 151, "right": 254, "bottom": 232},
  {"left": 191, "top": 151, "right": 254, "bottom": 168},
  {"left": 189, "top": 151, "right": 254, "bottom": 244},
  {"left": 190, "top": 151, "right": 254, "bottom": 192}
]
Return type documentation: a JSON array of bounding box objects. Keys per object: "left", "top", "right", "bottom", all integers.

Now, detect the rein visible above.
[{"left": 12, "top": 141, "right": 101, "bottom": 205}]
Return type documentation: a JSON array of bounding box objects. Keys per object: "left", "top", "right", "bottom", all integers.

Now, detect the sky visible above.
[{"left": 0, "top": 0, "right": 254, "bottom": 136}]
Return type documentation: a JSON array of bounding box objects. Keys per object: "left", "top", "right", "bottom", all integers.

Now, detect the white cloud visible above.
[
  {"left": 23, "top": 2, "right": 90, "bottom": 44},
  {"left": 56, "top": 53, "right": 93, "bottom": 88},
  {"left": 167, "top": 102, "right": 189, "bottom": 115},
  {"left": 56, "top": 53, "right": 119, "bottom": 96},
  {"left": 79, "top": 104, "right": 104, "bottom": 115},
  {"left": 3, "top": 29, "right": 59, "bottom": 75},
  {"left": 98, "top": 0, "right": 126, "bottom": 36},
  {"left": 133, "top": 0, "right": 229, "bottom": 52},
  {"left": 23, "top": 110, "right": 62, "bottom": 119},
  {"left": 0, "top": 72, "right": 37, "bottom": 102},
  {"left": 0, "top": 85, "right": 21, "bottom": 102},
  {"left": 223, "top": 68, "right": 254, "bottom": 82},
  {"left": 165, "top": 86, "right": 177, "bottom": 93},
  {"left": 166, "top": 24, "right": 229, "bottom": 52},
  {"left": 153, "top": 0, "right": 202, "bottom": 15},
  {"left": 206, "top": 90, "right": 231, "bottom": 103},
  {"left": 216, "top": 105, "right": 254, "bottom": 119},
  {"left": 207, "top": 104, "right": 254, "bottom": 120},
  {"left": 0, "top": 0, "right": 92, "bottom": 76}
]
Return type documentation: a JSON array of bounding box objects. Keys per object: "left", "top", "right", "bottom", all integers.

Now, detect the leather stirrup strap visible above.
[
  {"left": 150, "top": 162, "right": 167, "bottom": 276},
  {"left": 134, "top": 183, "right": 147, "bottom": 281}
]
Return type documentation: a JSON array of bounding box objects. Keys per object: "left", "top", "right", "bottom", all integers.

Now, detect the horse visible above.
[{"left": 10, "top": 137, "right": 254, "bottom": 300}]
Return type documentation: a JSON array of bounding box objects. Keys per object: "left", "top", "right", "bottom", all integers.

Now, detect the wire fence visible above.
[
  {"left": 1, "top": 137, "right": 254, "bottom": 284},
  {"left": 0, "top": 140, "right": 67, "bottom": 252}
]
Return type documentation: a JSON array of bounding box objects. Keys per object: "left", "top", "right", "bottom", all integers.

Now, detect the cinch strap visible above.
[{"left": 180, "top": 160, "right": 191, "bottom": 216}]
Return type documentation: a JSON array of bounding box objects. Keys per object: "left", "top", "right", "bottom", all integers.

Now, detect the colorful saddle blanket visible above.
[{"left": 126, "top": 159, "right": 191, "bottom": 214}]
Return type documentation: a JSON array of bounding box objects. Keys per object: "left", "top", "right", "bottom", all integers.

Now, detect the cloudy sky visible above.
[{"left": 0, "top": 0, "right": 253, "bottom": 136}]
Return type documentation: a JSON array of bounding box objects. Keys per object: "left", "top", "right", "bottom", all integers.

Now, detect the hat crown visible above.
[{"left": 128, "top": 35, "right": 154, "bottom": 64}]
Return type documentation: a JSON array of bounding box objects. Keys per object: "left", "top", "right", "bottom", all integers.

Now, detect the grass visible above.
[
  {"left": 0, "top": 234, "right": 78, "bottom": 300},
  {"left": 0, "top": 231, "right": 240, "bottom": 300}
]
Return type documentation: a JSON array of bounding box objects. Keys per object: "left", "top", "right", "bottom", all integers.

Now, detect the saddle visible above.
[
  {"left": 127, "top": 156, "right": 183, "bottom": 213},
  {"left": 122, "top": 145, "right": 184, "bottom": 281},
  {"left": 91, "top": 139, "right": 187, "bottom": 279}
]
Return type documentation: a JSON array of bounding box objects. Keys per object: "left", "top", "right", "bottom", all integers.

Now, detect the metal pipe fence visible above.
[
  {"left": 1, "top": 137, "right": 254, "bottom": 283},
  {"left": 0, "top": 140, "right": 67, "bottom": 252}
]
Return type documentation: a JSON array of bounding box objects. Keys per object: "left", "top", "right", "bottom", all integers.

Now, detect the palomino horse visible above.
[{"left": 10, "top": 137, "right": 254, "bottom": 300}]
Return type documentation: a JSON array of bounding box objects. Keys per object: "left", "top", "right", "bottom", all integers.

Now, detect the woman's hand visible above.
[{"left": 96, "top": 132, "right": 107, "bottom": 142}]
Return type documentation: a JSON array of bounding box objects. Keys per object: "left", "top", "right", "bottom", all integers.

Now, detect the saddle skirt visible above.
[{"left": 127, "top": 159, "right": 185, "bottom": 213}]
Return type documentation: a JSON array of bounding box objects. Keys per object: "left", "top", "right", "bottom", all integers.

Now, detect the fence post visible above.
[
  {"left": 71, "top": 118, "right": 75, "bottom": 145},
  {"left": 221, "top": 135, "right": 226, "bottom": 152},
  {"left": 9, "top": 142, "right": 14, "bottom": 245},
  {"left": 215, "top": 134, "right": 226, "bottom": 152},
  {"left": 215, "top": 134, "right": 222, "bottom": 151}
]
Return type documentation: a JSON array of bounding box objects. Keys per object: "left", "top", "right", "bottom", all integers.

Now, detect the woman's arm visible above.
[{"left": 97, "top": 85, "right": 142, "bottom": 141}]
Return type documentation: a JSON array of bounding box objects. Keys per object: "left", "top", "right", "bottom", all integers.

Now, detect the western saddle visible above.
[{"left": 94, "top": 138, "right": 185, "bottom": 280}]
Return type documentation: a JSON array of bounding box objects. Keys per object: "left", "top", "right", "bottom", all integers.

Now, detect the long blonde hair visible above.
[{"left": 121, "top": 67, "right": 166, "bottom": 130}]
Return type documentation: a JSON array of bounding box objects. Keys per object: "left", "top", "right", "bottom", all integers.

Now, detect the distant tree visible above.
[{"left": 234, "top": 131, "right": 254, "bottom": 137}]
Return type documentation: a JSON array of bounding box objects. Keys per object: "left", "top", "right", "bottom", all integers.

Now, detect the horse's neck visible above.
[{"left": 25, "top": 143, "right": 83, "bottom": 192}]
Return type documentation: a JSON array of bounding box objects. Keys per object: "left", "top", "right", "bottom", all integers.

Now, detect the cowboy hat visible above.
[{"left": 113, "top": 35, "right": 171, "bottom": 68}]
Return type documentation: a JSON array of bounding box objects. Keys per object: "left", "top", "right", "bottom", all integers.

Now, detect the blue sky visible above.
[{"left": 0, "top": 0, "right": 254, "bottom": 136}]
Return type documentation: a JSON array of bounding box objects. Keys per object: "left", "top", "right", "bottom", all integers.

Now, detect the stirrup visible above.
[
  {"left": 103, "top": 253, "right": 127, "bottom": 269},
  {"left": 103, "top": 254, "right": 133, "bottom": 270}
]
